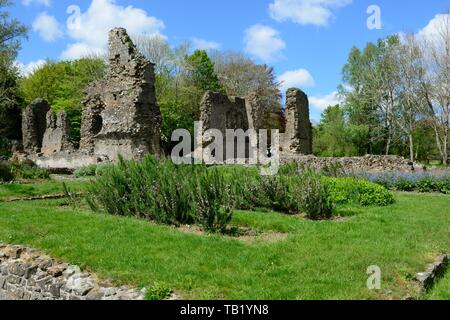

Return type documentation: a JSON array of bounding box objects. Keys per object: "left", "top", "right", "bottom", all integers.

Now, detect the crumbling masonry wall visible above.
[
  {"left": 80, "top": 28, "right": 161, "bottom": 161},
  {"left": 200, "top": 91, "right": 250, "bottom": 161},
  {"left": 22, "top": 99, "right": 50, "bottom": 154},
  {"left": 41, "top": 110, "right": 74, "bottom": 157},
  {"left": 281, "top": 88, "right": 313, "bottom": 155}
]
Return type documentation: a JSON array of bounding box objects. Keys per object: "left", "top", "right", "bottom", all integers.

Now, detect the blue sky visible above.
[{"left": 11, "top": 0, "right": 450, "bottom": 121}]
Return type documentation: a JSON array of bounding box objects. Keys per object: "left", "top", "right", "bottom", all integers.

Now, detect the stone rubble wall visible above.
[
  {"left": 0, "top": 244, "right": 145, "bottom": 300},
  {"left": 280, "top": 154, "right": 421, "bottom": 172}
]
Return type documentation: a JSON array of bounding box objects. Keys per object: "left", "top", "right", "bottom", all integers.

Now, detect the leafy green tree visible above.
[
  {"left": 185, "top": 50, "right": 224, "bottom": 94},
  {"left": 0, "top": 0, "right": 27, "bottom": 155},
  {"left": 313, "top": 105, "right": 357, "bottom": 157},
  {"left": 0, "top": 0, "right": 27, "bottom": 61}
]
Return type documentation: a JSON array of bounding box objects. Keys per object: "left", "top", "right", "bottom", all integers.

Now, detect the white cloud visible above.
[
  {"left": 191, "top": 38, "right": 221, "bottom": 51},
  {"left": 62, "top": 0, "right": 165, "bottom": 60},
  {"left": 278, "top": 68, "right": 315, "bottom": 92},
  {"left": 417, "top": 13, "right": 450, "bottom": 43},
  {"left": 244, "top": 24, "right": 286, "bottom": 62},
  {"left": 309, "top": 91, "right": 343, "bottom": 111},
  {"left": 22, "top": 0, "right": 51, "bottom": 6},
  {"left": 32, "top": 12, "right": 63, "bottom": 42},
  {"left": 15, "top": 59, "right": 46, "bottom": 76},
  {"left": 269, "top": 0, "right": 352, "bottom": 26}
]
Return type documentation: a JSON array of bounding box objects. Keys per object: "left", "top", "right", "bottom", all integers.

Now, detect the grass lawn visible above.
[
  {"left": 0, "top": 184, "right": 448, "bottom": 300},
  {"left": 428, "top": 271, "right": 450, "bottom": 300},
  {"left": 0, "top": 179, "right": 90, "bottom": 201}
]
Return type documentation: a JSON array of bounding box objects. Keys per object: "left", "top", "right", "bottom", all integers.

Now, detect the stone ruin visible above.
[
  {"left": 81, "top": 28, "right": 161, "bottom": 161},
  {"left": 200, "top": 91, "right": 250, "bottom": 162},
  {"left": 199, "top": 88, "right": 313, "bottom": 161},
  {"left": 17, "top": 28, "right": 162, "bottom": 170},
  {"left": 281, "top": 88, "right": 313, "bottom": 155},
  {"left": 42, "top": 110, "right": 74, "bottom": 157},
  {"left": 16, "top": 27, "right": 415, "bottom": 173},
  {"left": 22, "top": 99, "right": 50, "bottom": 155}
]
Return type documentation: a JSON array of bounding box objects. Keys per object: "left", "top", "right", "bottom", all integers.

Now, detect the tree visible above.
[
  {"left": 0, "top": 0, "right": 27, "bottom": 155},
  {"left": 420, "top": 14, "right": 450, "bottom": 165},
  {"left": 185, "top": 50, "right": 224, "bottom": 94},
  {"left": 313, "top": 105, "right": 357, "bottom": 157},
  {"left": 0, "top": 0, "right": 27, "bottom": 61}
]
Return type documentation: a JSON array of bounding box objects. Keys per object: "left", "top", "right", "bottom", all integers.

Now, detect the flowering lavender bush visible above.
[{"left": 355, "top": 170, "right": 450, "bottom": 194}]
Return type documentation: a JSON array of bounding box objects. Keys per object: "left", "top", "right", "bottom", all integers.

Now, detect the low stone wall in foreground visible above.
[{"left": 0, "top": 244, "right": 145, "bottom": 300}]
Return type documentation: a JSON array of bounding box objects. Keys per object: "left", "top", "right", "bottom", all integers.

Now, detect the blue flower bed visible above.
[{"left": 356, "top": 171, "right": 450, "bottom": 194}]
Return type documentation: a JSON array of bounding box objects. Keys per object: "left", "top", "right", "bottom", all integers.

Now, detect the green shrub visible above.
[
  {"left": 88, "top": 156, "right": 233, "bottom": 232},
  {"left": 192, "top": 168, "right": 233, "bottom": 233},
  {"left": 394, "top": 177, "right": 415, "bottom": 192},
  {"left": 74, "top": 164, "right": 112, "bottom": 178},
  {"left": 294, "top": 171, "right": 334, "bottom": 219},
  {"left": 10, "top": 162, "right": 49, "bottom": 180},
  {"left": 326, "top": 177, "right": 394, "bottom": 207},
  {"left": 416, "top": 176, "right": 439, "bottom": 193},
  {"left": 437, "top": 178, "right": 450, "bottom": 195},
  {"left": 0, "top": 161, "right": 13, "bottom": 182},
  {"left": 74, "top": 164, "right": 98, "bottom": 178},
  {"left": 226, "top": 168, "right": 261, "bottom": 210},
  {"left": 256, "top": 176, "right": 297, "bottom": 213}
]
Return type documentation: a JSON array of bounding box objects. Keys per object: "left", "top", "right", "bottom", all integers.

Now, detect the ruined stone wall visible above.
[
  {"left": 245, "top": 93, "right": 265, "bottom": 130},
  {"left": 281, "top": 88, "right": 313, "bottom": 155},
  {"left": 41, "top": 110, "right": 74, "bottom": 157},
  {"left": 0, "top": 244, "right": 144, "bottom": 300},
  {"left": 80, "top": 28, "right": 161, "bottom": 161},
  {"left": 280, "top": 154, "right": 420, "bottom": 172},
  {"left": 22, "top": 99, "right": 50, "bottom": 154},
  {"left": 201, "top": 91, "right": 249, "bottom": 133},
  {"left": 200, "top": 91, "right": 250, "bottom": 161}
]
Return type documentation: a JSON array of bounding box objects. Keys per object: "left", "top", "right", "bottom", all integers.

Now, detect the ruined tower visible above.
[{"left": 80, "top": 28, "right": 161, "bottom": 160}]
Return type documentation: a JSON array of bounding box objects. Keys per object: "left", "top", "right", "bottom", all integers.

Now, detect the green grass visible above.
[
  {"left": 0, "top": 190, "right": 449, "bottom": 300},
  {"left": 428, "top": 269, "right": 450, "bottom": 300},
  {"left": 0, "top": 179, "right": 90, "bottom": 201}
]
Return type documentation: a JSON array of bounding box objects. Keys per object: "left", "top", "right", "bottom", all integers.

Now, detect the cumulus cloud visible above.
[
  {"left": 269, "top": 0, "right": 352, "bottom": 26},
  {"left": 61, "top": 0, "right": 165, "bottom": 60},
  {"left": 22, "top": 0, "right": 51, "bottom": 6},
  {"left": 32, "top": 12, "right": 63, "bottom": 42},
  {"left": 417, "top": 13, "right": 450, "bottom": 43},
  {"left": 15, "top": 59, "right": 46, "bottom": 76},
  {"left": 244, "top": 24, "right": 286, "bottom": 62},
  {"left": 278, "top": 68, "right": 315, "bottom": 92},
  {"left": 309, "top": 91, "right": 343, "bottom": 111},
  {"left": 191, "top": 38, "right": 221, "bottom": 51}
]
